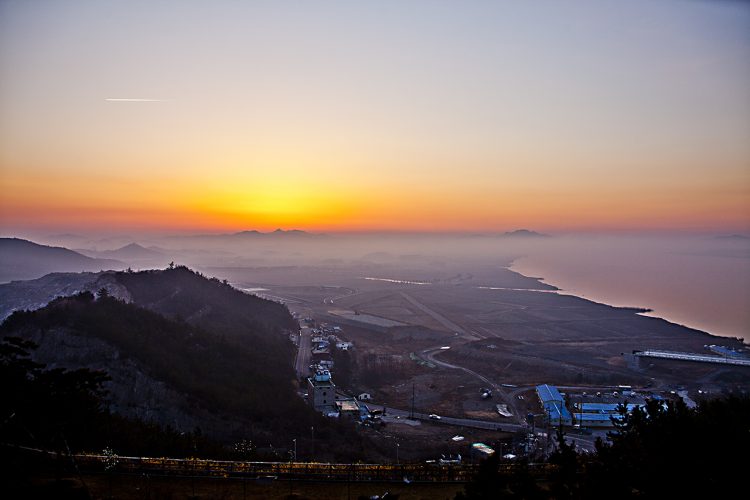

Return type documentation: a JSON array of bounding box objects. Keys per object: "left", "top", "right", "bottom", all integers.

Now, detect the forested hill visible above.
[
  {"left": 0, "top": 291, "right": 307, "bottom": 444},
  {"left": 1, "top": 267, "right": 373, "bottom": 460},
  {"left": 114, "top": 266, "right": 297, "bottom": 347}
]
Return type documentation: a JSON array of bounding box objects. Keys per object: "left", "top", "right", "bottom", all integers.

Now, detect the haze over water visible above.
[{"left": 511, "top": 236, "right": 750, "bottom": 342}]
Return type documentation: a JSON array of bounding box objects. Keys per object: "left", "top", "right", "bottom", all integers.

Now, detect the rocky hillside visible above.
[
  {"left": 113, "top": 266, "right": 297, "bottom": 343},
  {"left": 0, "top": 268, "right": 304, "bottom": 444},
  {"left": 1, "top": 267, "right": 373, "bottom": 460},
  {"left": 1, "top": 291, "right": 308, "bottom": 443}
]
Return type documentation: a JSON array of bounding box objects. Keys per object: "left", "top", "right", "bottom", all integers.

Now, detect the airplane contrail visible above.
[{"left": 105, "top": 98, "right": 167, "bottom": 102}]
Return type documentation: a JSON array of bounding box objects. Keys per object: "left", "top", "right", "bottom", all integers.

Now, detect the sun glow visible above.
[{"left": 1, "top": 1, "right": 748, "bottom": 234}]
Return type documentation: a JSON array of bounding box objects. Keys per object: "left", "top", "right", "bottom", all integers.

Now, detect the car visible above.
[{"left": 428, "top": 414, "right": 441, "bottom": 420}]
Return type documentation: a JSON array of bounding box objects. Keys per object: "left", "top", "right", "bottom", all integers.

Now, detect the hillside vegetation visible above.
[
  {"left": 0, "top": 268, "right": 368, "bottom": 461},
  {"left": 114, "top": 265, "right": 298, "bottom": 373}
]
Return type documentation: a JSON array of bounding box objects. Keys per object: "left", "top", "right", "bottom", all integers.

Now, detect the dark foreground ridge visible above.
[
  {"left": 0, "top": 267, "right": 369, "bottom": 460},
  {"left": 2, "top": 392, "right": 748, "bottom": 498}
]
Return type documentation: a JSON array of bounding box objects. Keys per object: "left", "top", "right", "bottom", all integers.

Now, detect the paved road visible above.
[
  {"left": 370, "top": 403, "right": 523, "bottom": 432},
  {"left": 366, "top": 403, "right": 600, "bottom": 453},
  {"left": 416, "top": 345, "right": 525, "bottom": 424},
  {"left": 322, "top": 286, "right": 358, "bottom": 305},
  {"left": 400, "top": 292, "right": 472, "bottom": 337},
  {"left": 294, "top": 327, "right": 312, "bottom": 379}
]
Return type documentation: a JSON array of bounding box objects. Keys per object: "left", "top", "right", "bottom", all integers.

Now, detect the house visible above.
[
  {"left": 336, "top": 399, "right": 361, "bottom": 420},
  {"left": 307, "top": 370, "right": 336, "bottom": 413}
]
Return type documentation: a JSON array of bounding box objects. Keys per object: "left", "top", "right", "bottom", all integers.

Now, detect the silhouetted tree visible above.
[
  {"left": 456, "top": 454, "right": 543, "bottom": 500},
  {"left": 0, "top": 336, "right": 109, "bottom": 451},
  {"left": 548, "top": 427, "right": 578, "bottom": 499},
  {"left": 583, "top": 397, "right": 750, "bottom": 499}
]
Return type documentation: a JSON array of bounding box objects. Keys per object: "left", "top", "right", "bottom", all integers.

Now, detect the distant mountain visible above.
[
  {"left": 272, "top": 228, "right": 311, "bottom": 235},
  {"left": 503, "top": 229, "right": 550, "bottom": 238},
  {"left": 0, "top": 238, "right": 125, "bottom": 283},
  {"left": 233, "top": 228, "right": 316, "bottom": 237},
  {"left": 170, "top": 228, "right": 319, "bottom": 241},
  {"left": 80, "top": 242, "right": 166, "bottom": 261},
  {"left": 715, "top": 234, "right": 749, "bottom": 241}
]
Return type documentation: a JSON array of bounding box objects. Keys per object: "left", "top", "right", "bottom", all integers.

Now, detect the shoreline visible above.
[{"left": 508, "top": 257, "right": 746, "bottom": 344}]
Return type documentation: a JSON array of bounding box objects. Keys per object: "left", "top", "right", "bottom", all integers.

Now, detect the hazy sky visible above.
[{"left": 1, "top": 0, "right": 749, "bottom": 234}]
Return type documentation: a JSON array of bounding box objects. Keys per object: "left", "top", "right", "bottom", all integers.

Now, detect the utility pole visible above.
[
  {"left": 410, "top": 383, "right": 415, "bottom": 419},
  {"left": 311, "top": 426, "right": 315, "bottom": 462}
]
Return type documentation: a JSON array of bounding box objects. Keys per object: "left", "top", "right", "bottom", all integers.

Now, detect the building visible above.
[
  {"left": 307, "top": 370, "right": 336, "bottom": 413},
  {"left": 336, "top": 399, "right": 361, "bottom": 420},
  {"left": 569, "top": 401, "right": 647, "bottom": 427},
  {"left": 536, "top": 384, "right": 563, "bottom": 404},
  {"left": 545, "top": 401, "right": 572, "bottom": 426},
  {"left": 575, "top": 412, "right": 624, "bottom": 428},
  {"left": 536, "top": 384, "right": 572, "bottom": 426},
  {"left": 358, "top": 392, "right": 372, "bottom": 401}
]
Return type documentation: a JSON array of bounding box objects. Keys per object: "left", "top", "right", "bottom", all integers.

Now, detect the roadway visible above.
[
  {"left": 292, "top": 287, "right": 602, "bottom": 453},
  {"left": 367, "top": 403, "right": 600, "bottom": 453},
  {"left": 294, "top": 326, "right": 312, "bottom": 379},
  {"left": 415, "top": 344, "right": 525, "bottom": 425}
]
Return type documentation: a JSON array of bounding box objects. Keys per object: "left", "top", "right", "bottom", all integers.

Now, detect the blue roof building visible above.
[
  {"left": 536, "top": 384, "right": 564, "bottom": 404},
  {"left": 579, "top": 402, "right": 644, "bottom": 414},
  {"left": 577, "top": 413, "right": 624, "bottom": 427},
  {"left": 544, "top": 401, "right": 572, "bottom": 426},
  {"left": 537, "top": 384, "right": 571, "bottom": 426}
]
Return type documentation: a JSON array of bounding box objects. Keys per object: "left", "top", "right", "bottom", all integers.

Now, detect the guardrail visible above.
[
  {"left": 7, "top": 445, "right": 555, "bottom": 483},
  {"left": 72, "top": 454, "right": 553, "bottom": 483}
]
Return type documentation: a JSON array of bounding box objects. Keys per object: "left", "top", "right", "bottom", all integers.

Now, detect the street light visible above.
[
  {"left": 293, "top": 439, "right": 297, "bottom": 462},
  {"left": 311, "top": 426, "right": 315, "bottom": 462},
  {"left": 396, "top": 443, "right": 400, "bottom": 464}
]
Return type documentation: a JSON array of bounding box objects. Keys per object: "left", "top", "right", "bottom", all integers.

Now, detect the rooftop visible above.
[
  {"left": 336, "top": 400, "right": 359, "bottom": 412},
  {"left": 578, "top": 413, "right": 624, "bottom": 422},
  {"left": 579, "top": 402, "right": 643, "bottom": 413},
  {"left": 545, "top": 401, "right": 572, "bottom": 420},
  {"left": 537, "top": 384, "right": 564, "bottom": 403}
]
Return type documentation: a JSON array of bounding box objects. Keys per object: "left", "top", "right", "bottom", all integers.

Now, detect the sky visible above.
[{"left": 1, "top": 0, "right": 749, "bottom": 234}]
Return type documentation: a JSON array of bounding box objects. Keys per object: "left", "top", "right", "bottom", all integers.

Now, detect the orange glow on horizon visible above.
[
  {"left": 2, "top": 167, "right": 748, "bottom": 234},
  {"left": 1, "top": 2, "right": 749, "bottom": 236}
]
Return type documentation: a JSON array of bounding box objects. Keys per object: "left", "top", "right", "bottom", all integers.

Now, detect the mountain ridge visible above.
[{"left": 0, "top": 238, "right": 125, "bottom": 283}]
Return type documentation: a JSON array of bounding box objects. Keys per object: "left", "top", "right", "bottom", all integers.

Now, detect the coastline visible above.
[{"left": 509, "top": 256, "right": 747, "bottom": 344}]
